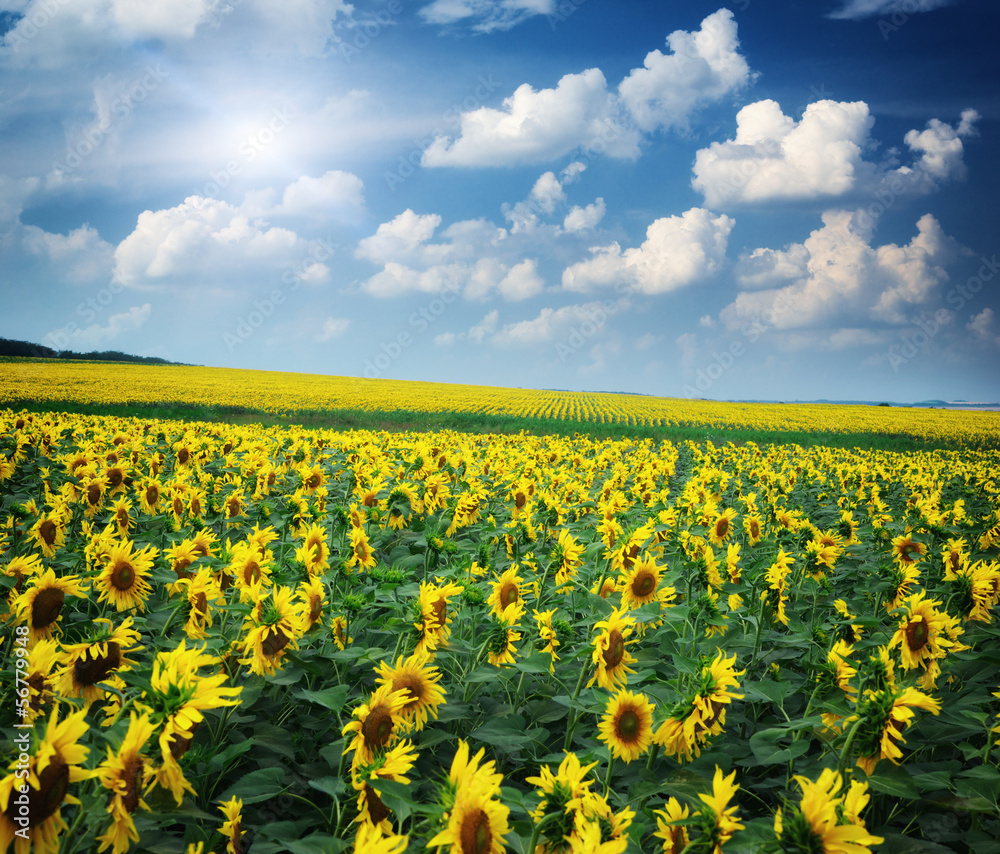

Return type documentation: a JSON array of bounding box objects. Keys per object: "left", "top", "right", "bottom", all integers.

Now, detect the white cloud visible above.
[
  {"left": 497, "top": 258, "right": 544, "bottom": 301},
  {"left": 421, "top": 9, "right": 751, "bottom": 168},
  {"left": 489, "top": 300, "right": 613, "bottom": 347},
  {"left": 563, "top": 198, "right": 605, "bottom": 232},
  {"left": 434, "top": 331, "right": 457, "bottom": 346},
  {"left": 316, "top": 315, "right": 350, "bottom": 341},
  {"left": 827, "top": 0, "right": 952, "bottom": 20},
  {"left": 692, "top": 99, "right": 874, "bottom": 207},
  {"left": 22, "top": 223, "right": 115, "bottom": 284},
  {"left": 718, "top": 209, "right": 961, "bottom": 332},
  {"left": 634, "top": 333, "right": 662, "bottom": 351},
  {"left": 46, "top": 302, "right": 152, "bottom": 349},
  {"left": 355, "top": 209, "right": 446, "bottom": 266},
  {"left": 418, "top": 0, "right": 555, "bottom": 32},
  {"left": 422, "top": 68, "right": 638, "bottom": 167},
  {"left": 113, "top": 195, "right": 311, "bottom": 289},
  {"left": 899, "top": 109, "right": 979, "bottom": 185},
  {"left": 967, "top": 308, "right": 1000, "bottom": 347},
  {"left": 734, "top": 244, "right": 810, "bottom": 289},
  {"left": 618, "top": 8, "right": 752, "bottom": 133},
  {"left": 272, "top": 170, "right": 365, "bottom": 220},
  {"left": 110, "top": 0, "right": 220, "bottom": 40},
  {"left": 468, "top": 309, "right": 499, "bottom": 343},
  {"left": 562, "top": 207, "right": 734, "bottom": 295}
]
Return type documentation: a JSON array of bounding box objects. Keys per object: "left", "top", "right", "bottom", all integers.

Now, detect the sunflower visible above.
[
  {"left": 0, "top": 706, "right": 92, "bottom": 854},
  {"left": 239, "top": 586, "right": 303, "bottom": 677},
  {"left": 526, "top": 752, "right": 598, "bottom": 853},
  {"left": 294, "top": 523, "right": 330, "bottom": 575},
  {"left": 164, "top": 538, "right": 200, "bottom": 580},
  {"left": 552, "top": 529, "right": 584, "bottom": 585},
  {"left": 96, "top": 540, "right": 158, "bottom": 612},
  {"left": 693, "top": 766, "right": 743, "bottom": 852},
  {"left": 598, "top": 689, "right": 654, "bottom": 763},
  {"left": 57, "top": 617, "right": 142, "bottom": 703},
  {"left": 354, "top": 822, "right": 408, "bottom": 854},
  {"left": 21, "top": 639, "right": 61, "bottom": 724},
  {"left": 619, "top": 555, "right": 675, "bottom": 610},
  {"left": 612, "top": 522, "right": 654, "bottom": 574},
  {"left": 298, "top": 463, "right": 326, "bottom": 494},
  {"left": 891, "top": 534, "right": 926, "bottom": 568},
  {"left": 565, "top": 815, "right": 629, "bottom": 854},
  {"left": 888, "top": 590, "right": 964, "bottom": 676},
  {"left": 180, "top": 567, "right": 226, "bottom": 640},
  {"left": 353, "top": 740, "right": 418, "bottom": 834},
  {"left": 743, "top": 514, "right": 764, "bottom": 546},
  {"left": 95, "top": 713, "right": 156, "bottom": 854},
  {"left": 296, "top": 576, "right": 326, "bottom": 632},
  {"left": 110, "top": 498, "right": 133, "bottom": 538},
  {"left": 29, "top": 509, "right": 68, "bottom": 558},
  {"left": 414, "top": 580, "right": 464, "bottom": 655},
  {"left": 533, "top": 608, "right": 560, "bottom": 673},
  {"left": 852, "top": 686, "right": 941, "bottom": 774},
  {"left": 342, "top": 685, "right": 411, "bottom": 770},
  {"left": 347, "top": 525, "right": 377, "bottom": 572},
  {"left": 80, "top": 472, "right": 108, "bottom": 519},
  {"left": 588, "top": 607, "right": 637, "bottom": 690},
  {"left": 708, "top": 508, "right": 738, "bottom": 547},
  {"left": 486, "top": 567, "right": 523, "bottom": 622},
  {"left": 218, "top": 797, "right": 246, "bottom": 854},
  {"left": 141, "top": 641, "right": 241, "bottom": 805},
  {"left": 775, "top": 769, "right": 883, "bottom": 854},
  {"left": 570, "top": 790, "right": 633, "bottom": 852},
  {"left": 2, "top": 553, "right": 44, "bottom": 605},
  {"left": 374, "top": 651, "right": 446, "bottom": 731},
  {"left": 13, "top": 569, "right": 89, "bottom": 641},
  {"left": 653, "top": 797, "right": 691, "bottom": 853},
  {"left": 428, "top": 740, "right": 510, "bottom": 854},
  {"left": 137, "top": 479, "right": 163, "bottom": 515},
  {"left": 332, "top": 615, "right": 353, "bottom": 650}
]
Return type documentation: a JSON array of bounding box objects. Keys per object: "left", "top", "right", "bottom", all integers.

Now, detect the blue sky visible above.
[{"left": 1, "top": 0, "right": 998, "bottom": 402}]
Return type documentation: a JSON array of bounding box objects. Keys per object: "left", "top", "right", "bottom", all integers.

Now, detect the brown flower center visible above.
[
  {"left": 87, "top": 483, "right": 102, "bottom": 506},
  {"left": 243, "top": 561, "right": 261, "bottom": 584},
  {"left": 361, "top": 705, "right": 394, "bottom": 752},
  {"left": 145, "top": 485, "right": 159, "bottom": 506},
  {"left": 110, "top": 560, "right": 136, "bottom": 591},
  {"left": 306, "top": 473, "right": 321, "bottom": 489},
  {"left": 499, "top": 582, "right": 518, "bottom": 610},
  {"left": 632, "top": 570, "right": 656, "bottom": 598},
  {"left": 393, "top": 675, "right": 424, "bottom": 709},
  {"left": 177, "top": 448, "right": 189, "bottom": 465},
  {"left": 905, "top": 616, "right": 929, "bottom": 652},
  {"left": 715, "top": 518, "right": 729, "bottom": 539},
  {"left": 74, "top": 642, "right": 122, "bottom": 686},
  {"left": 615, "top": 709, "right": 641, "bottom": 743},
  {"left": 260, "top": 625, "right": 290, "bottom": 657},
  {"left": 603, "top": 629, "right": 625, "bottom": 669},
  {"left": 460, "top": 807, "right": 492, "bottom": 854},
  {"left": 168, "top": 720, "right": 200, "bottom": 760},
  {"left": 431, "top": 597, "right": 447, "bottom": 629},
  {"left": 20, "top": 756, "right": 69, "bottom": 825},
  {"left": 31, "top": 586, "right": 66, "bottom": 629},
  {"left": 38, "top": 519, "right": 58, "bottom": 546},
  {"left": 121, "top": 756, "right": 144, "bottom": 814},
  {"left": 364, "top": 783, "right": 391, "bottom": 824}
]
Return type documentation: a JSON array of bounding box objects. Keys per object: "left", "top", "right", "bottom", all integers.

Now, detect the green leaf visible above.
[
  {"left": 370, "top": 778, "right": 414, "bottom": 823},
  {"left": 747, "top": 728, "right": 811, "bottom": 765},
  {"left": 218, "top": 766, "right": 286, "bottom": 804},
  {"left": 307, "top": 776, "right": 346, "bottom": 798},
  {"left": 296, "top": 685, "right": 350, "bottom": 711},
  {"left": 207, "top": 738, "right": 253, "bottom": 771},
  {"left": 514, "top": 652, "right": 555, "bottom": 674},
  {"left": 865, "top": 764, "right": 919, "bottom": 800}
]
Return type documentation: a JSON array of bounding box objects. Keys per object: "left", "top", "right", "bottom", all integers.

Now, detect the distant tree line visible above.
[{"left": 0, "top": 338, "right": 193, "bottom": 366}]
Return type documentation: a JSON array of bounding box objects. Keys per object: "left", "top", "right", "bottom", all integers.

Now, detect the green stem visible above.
[
  {"left": 604, "top": 753, "right": 615, "bottom": 798},
  {"left": 562, "top": 661, "right": 592, "bottom": 751}
]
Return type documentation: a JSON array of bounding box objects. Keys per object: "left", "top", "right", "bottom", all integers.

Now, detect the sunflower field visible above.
[{"left": 1, "top": 406, "right": 999, "bottom": 854}]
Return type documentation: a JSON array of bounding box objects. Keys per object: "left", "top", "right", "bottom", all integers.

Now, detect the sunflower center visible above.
[
  {"left": 121, "top": 756, "right": 144, "bottom": 814},
  {"left": 394, "top": 675, "right": 424, "bottom": 709},
  {"left": 145, "top": 486, "right": 159, "bottom": 506},
  {"left": 616, "top": 709, "right": 641, "bottom": 742},
  {"left": 905, "top": 617, "right": 929, "bottom": 651},
  {"left": 361, "top": 705, "right": 394, "bottom": 752},
  {"left": 460, "top": 807, "right": 492, "bottom": 854},
  {"left": 168, "top": 720, "right": 199, "bottom": 760},
  {"left": 623, "top": 545, "right": 640, "bottom": 570},
  {"left": 39, "top": 519, "right": 58, "bottom": 546},
  {"left": 515, "top": 491, "right": 527, "bottom": 509},
  {"left": 74, "top": 642, "right": 122, "bottom": 686},
  {"left": 365, "top": 783, "right": 391, "bottom": 823},
  {"left": 31, "top": 756, "right": 69, "bottom": 824},
  {"left": 177, "top": 448, "right": 189, "bottom": 464},
  {"left": 31, "top": 587, "right": 66, "bottom": 629},
  {"left": 306, "top": 474, "right": 321, "bottom": 489},
  {"left": 632, "top": 571, "right": 655, "bottom": 598},
  {"left": 244, "top": 561, "right": 261, "bottom": 584},
  {"left": 899, "top": 543, "right": 920, "bottom": 562},
  {"left": 174, "top": 558, "right": 193, "bottom": 579},
  {"left": 110, "top": 561, "right": 136, "bottom": 591},
  {"left": 261, "top": 625, "right": 290, "bottom": 657},
  {"left": 716, "top": 518, "right": 729, "bottom": 538},
  {"left": 431, "top": 597, "right": 447, "bottom": 628},
  {"left": 602, "top": 629, "right": 625, "bottom": 670},
  {"left": 499, "top": 582, "right": 518, "bottom": 610},
  {"left": 307, "top": 597, "right": 322, "bottom": 625},
  {"left": 194, "top": 592, "right": 208, "bottom": 616},
  {"left": 87, "top": 483, "right": 102, "bottom": 505},
  {"left": 750, "top": 521, "right": 760, "bottom": 538}
]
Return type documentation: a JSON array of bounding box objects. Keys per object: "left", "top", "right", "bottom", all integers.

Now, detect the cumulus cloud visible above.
[
  {"left": 489, "top": 300, "right": 614, "bottom": 347},
  {"left": 693, "top": 101, "right": 978, "bottom": 207},
  {"left": 271, "top": 170, "right": 365, "bottom": 220},
  {"left": 113, "top": 195, "right": 312, "bottom": 289},
  {"left": 316, "top": 315, "right": 350, "bottom": 341},
  {"left": 418, "top": 0, "right": 555, "bottom": 32},
  {"left": 45, "top": 302, "right": 152, "bottom": 349},
  {"left": 827, "top": 0, "right": 952, "bottom": 20},
  {"left": 966, "top": 308, "right": 1000, "bottom": 347},
  {"left": 718, "top": 209, "right": 961, "bottom": 332},
  {"left": 692, "top": 99, "right": 875, "bottom": 207},
  {"left": 562, "top": 208, "right": 734, "bottom": 295},
  {"left": 356, "top": 208, "right": 545, "bottom": 301},
  {"left": 421, "top": 9, "right": 751, "bottom": 168},
  {"left": 22, "top": 223, "right": 115, "bottom": 284},
  {"left": 618, "top": 8, "right": 753, "bottom": 133},
  {"left": 563, "top": 199, "right": 606, "bottom": 233}
]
